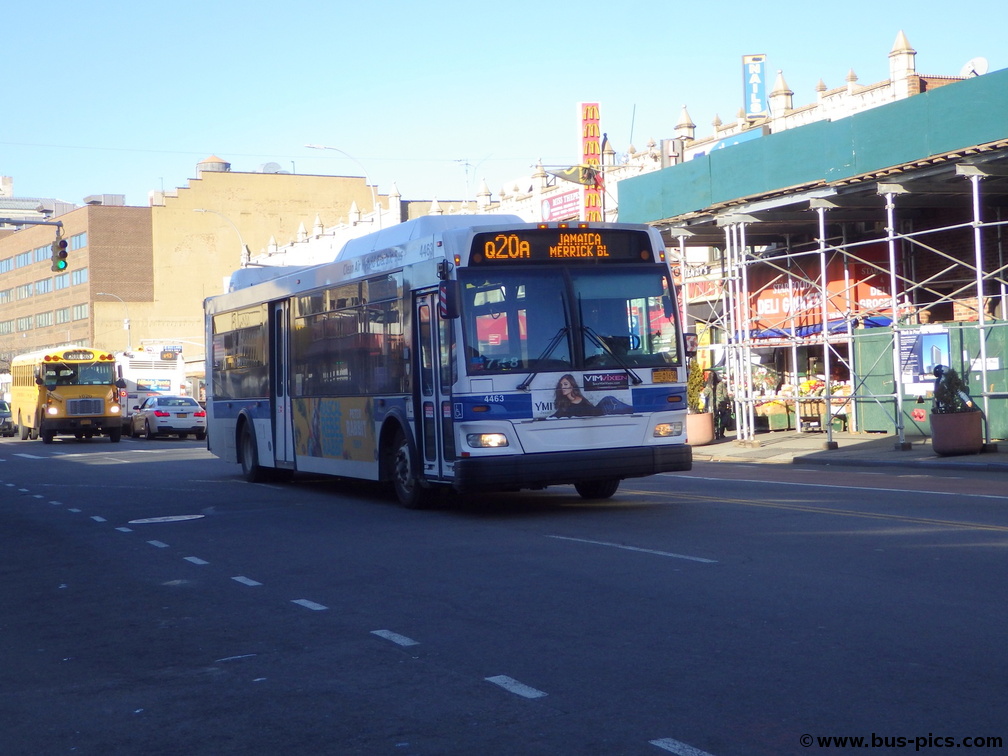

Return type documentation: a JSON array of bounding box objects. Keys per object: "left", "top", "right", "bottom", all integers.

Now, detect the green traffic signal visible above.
[{"left": 50, "top": 238, "right": 68, "bottom": 272}]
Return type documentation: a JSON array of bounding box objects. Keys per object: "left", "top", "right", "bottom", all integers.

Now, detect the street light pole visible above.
[
  {"left": 193, "top": 208, "right": 251, "bottom": 267},
  {"left": 305, "top": 144, "right": 382, "bottom": 228},
  {"left": 96, "top": 292, "right": 131, "bottom": 350}
]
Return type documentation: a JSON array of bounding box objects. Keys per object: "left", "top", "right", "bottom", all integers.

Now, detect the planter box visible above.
[
  {"left": 687, "top": 412, "right": 715, "bottom": 446},
  {"left": 931, "top": 410, "right": 983, "bottom": 456}
]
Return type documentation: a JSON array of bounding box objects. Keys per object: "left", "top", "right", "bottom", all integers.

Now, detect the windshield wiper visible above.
[
  {"left": 581, "top": 326, "right": 643, "bottom": 385},
  {"left": 517, "top": 326, "right": 569, "bottom": 391}
]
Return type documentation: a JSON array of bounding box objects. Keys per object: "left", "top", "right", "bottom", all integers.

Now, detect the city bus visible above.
[
  {"left": 10, "top": 345, "right": 126, "bottom": 443},
  {"left": 115, "top": 345, "right": 188, "bottom": 433},
  {"left": 204, "top": 215, "right": 692, "bottom": 507}
]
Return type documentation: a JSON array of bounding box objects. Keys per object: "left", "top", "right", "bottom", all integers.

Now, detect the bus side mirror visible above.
[
  {"left": 35, "top": 376, "right": 44, "bottom": 386},
  {"left": 684, "top": 332, "right": 698, "bottom": 357},
  {"left": 438, "top": 281, "right": 460, "bottom": 319},
  {"left": 115, "top": 378, "right": 127, "bottom": 389}
]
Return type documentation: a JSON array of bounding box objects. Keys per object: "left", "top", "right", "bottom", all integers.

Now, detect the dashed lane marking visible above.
[{"left": 485, "top": 675, "right": 547, "bottom": 699}]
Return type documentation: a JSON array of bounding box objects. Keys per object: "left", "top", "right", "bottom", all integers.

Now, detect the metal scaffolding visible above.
[{"left": 664, "top": 144, "right": 1008, "bottom": 447}]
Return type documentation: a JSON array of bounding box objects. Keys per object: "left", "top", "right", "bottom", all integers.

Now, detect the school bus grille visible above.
[{"left": 68, "top": 399, "right": 104, "bottom": 416}]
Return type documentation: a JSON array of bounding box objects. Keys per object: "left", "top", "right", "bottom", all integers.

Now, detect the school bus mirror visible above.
[{"left": 115, "top": 378, "right": 127, "bottom": 389}]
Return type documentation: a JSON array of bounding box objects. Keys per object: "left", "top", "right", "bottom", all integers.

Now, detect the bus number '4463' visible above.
[
  {"left": 483, "top": 395, "right": 505, "bottom": 403},
  {"left": 484, "top": 234, "right": 530, "bottom": 259}
]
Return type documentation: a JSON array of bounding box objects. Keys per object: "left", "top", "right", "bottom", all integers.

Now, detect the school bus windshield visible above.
[{"left": 41, "top": 361, "right": 117, "bottom": 387}]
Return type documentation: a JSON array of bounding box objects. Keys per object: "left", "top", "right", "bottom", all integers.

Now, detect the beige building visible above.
[{"left": 0, "top": 158, "right": 386, "bottom": 376}]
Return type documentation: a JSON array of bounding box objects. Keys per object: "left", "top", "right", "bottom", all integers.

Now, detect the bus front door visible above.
[
  {"left": 414, "top": 292, "right": 456, "bottom": 483},
  {"left": 272, "top": 300, "right": 295, "bottom": 469}
]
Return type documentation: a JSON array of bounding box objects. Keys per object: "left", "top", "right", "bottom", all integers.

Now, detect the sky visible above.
[{"left": 3, "top": 0, "right": 1006, "bottom": 209}]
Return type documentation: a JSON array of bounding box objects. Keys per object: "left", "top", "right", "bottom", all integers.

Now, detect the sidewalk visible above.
[{"left": 689, "top": 429, "right": 1008, "bottom": 472}]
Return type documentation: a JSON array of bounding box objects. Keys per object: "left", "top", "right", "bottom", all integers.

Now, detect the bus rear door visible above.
[{"left": 272, "top": 300, "right": 295, "bottom": 469}]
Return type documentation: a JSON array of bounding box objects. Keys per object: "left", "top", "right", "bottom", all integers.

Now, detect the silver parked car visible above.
[{"left": 130, "top": 395, "right": 206, "bottom": 440}]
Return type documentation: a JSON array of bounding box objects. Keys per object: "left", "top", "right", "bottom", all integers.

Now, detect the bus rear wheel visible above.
[
  {"left": 391, "top": 429, "right": 433, "bottom": 509},
  {"left": 574, "top": 479, "right": 620, "bottom": 500},
  {"left": 240, "top": 424, "right": 267, "bottom": 483}
]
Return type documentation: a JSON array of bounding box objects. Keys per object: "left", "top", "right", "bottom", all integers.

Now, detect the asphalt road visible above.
[{"left": 1, "top": 436, "right": 1005, "bottom": 755}]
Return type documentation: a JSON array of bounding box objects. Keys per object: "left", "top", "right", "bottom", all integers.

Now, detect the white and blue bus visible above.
[{"left": 204, "top": 215, "right": 692, "bottom": 507}]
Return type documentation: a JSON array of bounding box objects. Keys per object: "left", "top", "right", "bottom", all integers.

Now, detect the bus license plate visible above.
[
  {"left": 652, "top": 368, "right": 678, "bottom": 383},
  {"left": 176, "top": 413, "right": 188, "bottom": 418}
]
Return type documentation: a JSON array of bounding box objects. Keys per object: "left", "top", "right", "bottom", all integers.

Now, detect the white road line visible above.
[
  {"left": 292, "top": 599, "right": 328, "bottom": 611},
  {"left": 680, "top": 473, "right": 1008, "bottom": 501},
  {"left": 13, "top": 454, "right": 45, "bottom": 459},
  {"left": 32, "top": 494, "right": 44, "bottom": 499},
  {"left": 232, "top": 576, "right": 262, "bottom": 587},
  {"left": 49, "top": 501, "right": 61, "bottom": 506},
  {"left": 184, "top": 556, "right": 209, "bottom": 565},
  {"left": 371, "top": 629, "right": 419, "bottom": 647},
  {"left": 649, "top": 737, "right": 717, "bottom": 755},
  {"left": 116, "top": 527, "right": 133, "bottom": 533},
  {"left": 90, "top": 516, "right": 106, "bottom": 523},
  {"left": 67, "top": 508, "right": 81, "bottom": 513},
  {"left": 548, "top": 535, "right": 717, "bottom": 564},
  {"left": 485, "top": 675, "right": 547, "bottom": 699},
  {"left": 147, "top": 540, "right": 169, "bottom": 548}
]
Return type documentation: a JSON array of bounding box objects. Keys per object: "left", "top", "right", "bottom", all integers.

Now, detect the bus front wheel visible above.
[
  {"left": 240, "top": 424, "right": 267, "bottom": 483},
  {"left": 109, "top": 427, "right": 122, "bottom": 443},
  {"left": 391, "top": 430, "right": 433, "bottom": 509},
  {"left": 574, "top": 479, "right": 620, "bottom": 500}
]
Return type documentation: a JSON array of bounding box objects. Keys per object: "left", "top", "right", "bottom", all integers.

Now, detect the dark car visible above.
[
  {"left": 0, "top": 400, "right": 14, "bottom": 437},
  {"left": 130, "top": 395, "right": 206, "bottom": 440}
]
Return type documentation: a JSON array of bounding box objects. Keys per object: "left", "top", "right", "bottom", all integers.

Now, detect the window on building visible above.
[
  {"left": 71, "top": 268, "right": 89, "bottom": 285},
  {"left": 0, "top": 288, "right": 12, "bottom": 303},
  {"left": 0, "top": 258, "right": 12, "bottom": 274},
  {"left": 72, "top": 303, "right": 89, "bottom": 321},
  {"left": 34, "top": 246, "right": 49, "bottom": 264},
  {"left": 16, "top": 316, "right": 32, "bottom": 331},
  {"left": 70, "top": 232, "right": 87, "bottom": 251},
  {"left": 16, "top": 284, "right": 32, "bottom": 300},
  {"left": 55, "top": 308, "right": 70, "bottom": 324},
  {"left": 15, "top": 251, "right": 31, "bottom": 268},
  {"left": 35, "top": 311, "right": 53, "bottom": 328},
  {"left": 54, "top": 273, "right": 69, "bottom": 290},
  {"left": 35, "top": 279, "right": 53, "bottom": 295},
  {"left": 0, "top": 320, "right": 13, "bottom": 335}
]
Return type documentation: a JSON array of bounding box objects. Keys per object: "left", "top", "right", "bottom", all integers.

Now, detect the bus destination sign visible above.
[{"left": 470, "top": 229, "right": 652, "bottom": 265}]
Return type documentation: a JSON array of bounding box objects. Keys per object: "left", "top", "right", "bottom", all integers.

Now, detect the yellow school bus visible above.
[{"left": 10, "top": 346, "right": 126, "bottom": 443}]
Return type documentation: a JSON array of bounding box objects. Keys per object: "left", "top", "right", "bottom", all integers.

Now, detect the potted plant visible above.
[
  {"left": 929, "top": 365, "right": 983, "bottom": 456},
  {"left": 686, "top": 359, "right": 715, "bottom": 446}
]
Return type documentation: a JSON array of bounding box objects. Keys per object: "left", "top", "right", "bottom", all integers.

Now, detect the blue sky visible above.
[{"left": 3, "top": 0, "right": 1005, "bottom": 208}]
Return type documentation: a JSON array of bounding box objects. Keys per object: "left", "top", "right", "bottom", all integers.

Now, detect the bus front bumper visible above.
[{"left": 452, "top": 444, "right": 692, "bottom": 492}]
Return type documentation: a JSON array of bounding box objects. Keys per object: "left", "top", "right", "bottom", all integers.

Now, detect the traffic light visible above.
[{"left": 50, "top": 237, "right": 68, "bottom": 272}]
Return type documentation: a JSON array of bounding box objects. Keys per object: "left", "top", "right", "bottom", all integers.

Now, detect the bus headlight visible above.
[
  {"left": 653, "top": 422, "right": 682, "bottom": 438},
  {"left": 466, "top": 432, "right": 509, "bottom": 448},
  {"left": 47, "top": 406, "right": 59, "bottom": 416},
  {"left": 110, "top": 405, "right": 121, "bottom": 415}
]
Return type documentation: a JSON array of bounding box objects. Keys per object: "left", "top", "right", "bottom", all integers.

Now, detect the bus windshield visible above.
[
  {"left": 41, "top": 361, "right": 116, "bottom": 387},
  {"left": 459, "top": 265, "right": 680, "bottom": 375}
]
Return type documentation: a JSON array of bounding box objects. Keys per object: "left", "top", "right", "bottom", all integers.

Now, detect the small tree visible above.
[
  {"left": 686, "top": 359, "right": 706, "bottom": 414},
  {"left": 932, "top": 366, "right": 975, "bottom": 414}
]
